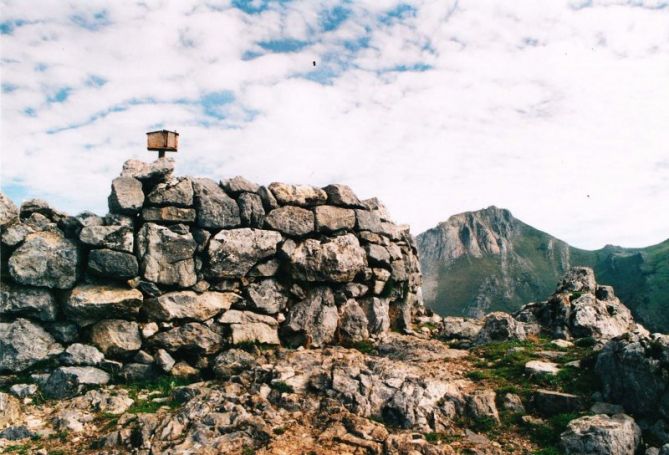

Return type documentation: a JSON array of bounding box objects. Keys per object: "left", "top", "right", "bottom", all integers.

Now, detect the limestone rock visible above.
[
  {"left": 64, "top": 284, "right": 143, "bottom": 323},
  {"left": 265, "top": 206, "right": 314, "bottom": 236},
  {"left": 286, "top": 233, "right": 367, "bottom": 282},
  {"left": 338, "top": 299, "right": 369, "bottom": 343},
  {"left": 237, "top": 192, "right": 265, "bottom": 228},
  {"left": 475, "top": 312, "right": 526, "bottom": 345},
  {"left": 359, "top": 297, "right": 390, "bottom": 334},
  {"left": 206, "top": 228, "right": 282, "bottom": 279},
  {"left": 440, "top": 317, "right": 483, "bottom": 342},
  {"left": 0, "top": 281, "right": 57, "bottom": 321},
  {"left": 533, "top": 389, "right": 582, "bottom": 416},
  {"left": 9, "top": 384, "right": 38, "bottom": 399},
  {"left": 282, "top": 287, "right": 338, "bottom": 347},
  {"left": 141, "top": 206, "right": 196, "bottom": 224},
  {"left": 246, "top": 279, "right": 289, "bottom": 314},
  {"left": 0, "top": 192, "right": 18, "bottom": 228},
  {"left": 137, "top": 223, "right": 197, "bottom": 287},
  {"left": 89, "top": 319, "right": 142, "bottom": 357},
  {"left": 155, "top": 349, "right": 175, "bottom": 372},
  {"left": 19, "top": 198, "right": 68, "bottom": 224},
  {"left": 560, "top": 414, "right": 641, "bottom": 455},
  {"left": 557, "top": 266, "right": 597, "bottom": 294},
  {"left": 322, "top": 184, "right": 364, "bottom": 208},
  {"left": 192, "top": 178, "right": 240, "bottom": 229},
  {"left": 88, "top": 249, "right": 138, "bottom": 279},
  {"left": 60, "top": 343, "right": 105, "bottom": 366},
  {"left": 0, "top": 318, "right": 62, "bottom": 372},
  {"left": 212, "top": 349, "right": 256, "bottom": 379},
  {"left": 502, "top": 393, "right": 525, "bottom": 414},
  {"left": 8, "top": 231, "right": 79, "bottom": 289},
  {"left": 466, "top": 389, "right": 500, "bottom": 423},
  {"left": 525, "top": 360, "right": 560, "bottom": 376},
  {"left": 149, "top": 323, "right": 223, "bottom": 355},
  {"left": 79, "top": 225, "right": 134, "bottom": 253},
  {"left": 218, "top": 310, "right": 280, "bottom": 345},
  {"left": 108, "top": 177, "right": 144, "bottom": 214},
  {"left": 314, "top": 206, "right": 356, "bottom": 233},
  {"left": 146, "top": 178, "right": 193, "bottom": 207},
  {"left": 1, "top": 222, "right": 33, "bottom": 248},
  {"left": 144, "top": 291, "right": 238, "bottom": 321},
  {"left": 43, "top": 366, "right": 110, "bottom": 399},
  {"left": 0, "top": 392, "right": 21, "bottom": 427},
  {"left": 268, "top": 182, "right": 327, "bottom": 207},
  {"left": 120, "top": 158, "right": 174, "bottom": 182},
  {"left": 222, "top": 176, "right": 260, "bottom": 195}
]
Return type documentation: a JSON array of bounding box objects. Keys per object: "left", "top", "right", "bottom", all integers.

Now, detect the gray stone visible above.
[
  {"left": 249, "top": 258, "right": 280, "bottom": 277},
  {"left": 8, "top": 231, "right": 79, "bottom": 289},
  {"left": 286, "top": 233, "right": 367, "bottom": 282},
  {"left": 268, "top": 182, "right": 327, "bottom": 207},
  {"left": 133, "top": 350, "right": 154, "bottom": 364},
  {"left": 365, "top": 243, "right": 391, "bottom": 267},
  {"left": 561, "top": 414, "right": 641, "bottom": 455},
  {"left": 79, "top": 225, "right": 134, "bottom": 253},
  {"left": 0, "top": 392, "right": 21, "bottom": 426},
  {"left": 89, "top": 319, "right": 142, "bottom": 358},
  {"left": 237, "top": 192, "right": 265, "bottom": 228},
  {"left": 362, "top": 197, "right": 394, "bottom": 221},
  {"left": 88, "top": 249, "right": 138, "bottom": 279},
  {"left": 137, "top": 223, "right": 197, "bottom": 287},
  {"left": 525, "top": 360, "right": 560, "bottom": 376},
  {"left": 43, "top": 366, "right": 110, "bottom": 399},
  {"left": 212, "top": 349, "right": 256, "bottom": 379},
  {"left": 146, "top": 177, "right": 193, "bottom": 207},
  {"left": 533, "top": 389, "right": 583, "bottom": 416},
  {"left": 0, "top": 192, "right": 18, "bottom": 228},
  {"left": 360, "top": 297, "right": 390, "bottom": 334},
  {"left": 46, "top": 322, "right": 79, "bottom": 344},
  {"left": 19, "top": 198, "right": 68, "bottom": 223},
  {"left": 556, "top": 266, "right": 597, "bottom": 294},
  {"left": 64, "top": 284, "right": 143, "bottom": 323},
  {"left": 1, "top": 222, "right": 33, "bottom": 248},
  {"left": 218, "top": 310, "right": 280, "bottom": 345},
  {"left": 192, "top": 178, "right": 240, "bottom": 229},
  {"left": 591, "top": 402, "right": 625, "bottom": 415},
  {"left": 440, "top": 316, "right": 483, "bottom": 341},
  {"left": 314, "top": 205, "right": 356, "bottom": 232},
  {"left": 222, "top": 176, "right": 260, "bottom": 195},
  {"left": 283, "top": 287, "right": 339, "bottom": 348},
  {"left": 108, "top": 177, "right": 144, "bottom": 214},
  {"left": 141, "top": 206, "right": 196, "bottom": 224},
  {"left": 149, "top": 323, "right": 223, "bottom": 355},
  {"left": 0, "top": 318, "right": 62, "bottom": 372},
  {"left": 502, "top": 393, "right": 525, "bottom": 414},
  {"left": 246, "top": 279, "right": 289, "bottom": 314},
  {"left": 475, "top": 312, "right": 526, "bottom": 345},
  {"left": 120, "top": 158, "right": 174, "bottom": 182},
  {"left": 0, "top": 282, "right": 57, "bottom": 321},
  {"left": 322, "top": 184, "right": 364, "bottom": 208},
  {"left": 206, "top": 228, "right": 282, "bottom": 279},
  {"left": 265, "top": 206, "right": 314, "bottom": 236},
  {"left": 466, "top": 389, "right": 500, "bottom": 423},
  {"left": 155, "top": 349, "right": 175, "bottom": 372},
  {"left": 0, "top": 425, "right": 36, "bottom": 440},
  {"left": 144, "top": 290, "right": 239, "bottom": 321},
  {"left": 258, "top": 185, "right": 279, "bottom": 211},
  {"left": 338, "top": 299, "right": 369, "bottom": 343},
  {"left": 9, "top": 384, "right": 38, "bottom": 399},
  {"left": 355, "top": 209, "right": 384, "bottom": 233},
  {"left": 60, "top": 343, "right": 105, "bottom": 366}
]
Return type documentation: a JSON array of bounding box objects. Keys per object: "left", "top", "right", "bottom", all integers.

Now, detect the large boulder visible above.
[
  {"left": 192, "top": 178, "right": 240, "bottom": 229},
  {"left": 8, "top": 231, "right": 79, "bottom": 289},
  {"left": 136, "top": 223, "right": 197, "bottom": 287},
  {"left": 79, "top": 225, "right": 134, "bottom": 253},
  {"left": 146, "top": 177, "right": 193, "bottom": 207},
  {"left": 205, "top": 228, "right": 282, "bottom": 279},
  {"left": 265, "top": 206, "right": 314, "bottom": 236},
  {"left": 144, "top": 291, "right": 239, "bottom": 321},
  {"left": 42, "top": 366, "right": 110, "bottom": 399},
  {"left": 108, "top": 177, "right": 144, "bottom": 214},
  {"left": 64, "top": 284, "right": 143, "bottom": 324},
  {"left": 149, "top": 323, "right": 223, "bottom": 355},
  {"left": 88, "top": 249, "right": 138, "bottom": 279},
  {"left": 268, "top": 182, "right": 327, "bottom": 207},
  {"left": 0, "top": 318, "right": 62, "bottom": 372},
  {"left": 246, "top": 279, "right": 289, "bottom": 314},
  {"left": 89, "top": 319, "right": 142, "bottom": 358},
  {"left": 0, "top": 282, "right": 58, "bottom": 321},
  {"left": 120, "top": 158, "right": 174, "bottom": 182},
  {"left": 218, "top": 310, "right": 280, "bottom": 345},
  {"left": 474, "top": 312, "right": 526, "bottom": 345},
  {"left": 282, "top": 287, "right": 339, "bottom": 348},
  {"left": 0, "top": 192, "right": 18, "bottom": 228},
  {"left": 284, "top": 233, "right": 367, "bottom": 282},
  {"left": 560, "top": 414, "right": 641, "bottom": 455}
]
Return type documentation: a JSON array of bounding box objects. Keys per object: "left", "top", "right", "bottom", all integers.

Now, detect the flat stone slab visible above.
[{"left": 525, "top": 360, "right": 560, "bottom": 376}]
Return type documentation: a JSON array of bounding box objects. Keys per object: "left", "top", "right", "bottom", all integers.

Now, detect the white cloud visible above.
[{"left": 1, "top": 0, "right": 668, "bottom": 249}]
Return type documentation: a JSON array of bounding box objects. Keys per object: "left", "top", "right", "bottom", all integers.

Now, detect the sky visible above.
[{"left": 1, "top": 0, "right": 668, "bottom": 250}]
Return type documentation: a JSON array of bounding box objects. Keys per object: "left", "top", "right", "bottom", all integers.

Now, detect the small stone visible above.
[
  {"left": 142, "top": 206, "right": 196, "bottom": 224},
  {"left": 0, "top": 318, "right": 62, "bottom": 373},
  {"left": 218, "top": 310, "right": 280, "bottom": 345},
  {"left": 338, "top": 299, "right": 369, "bottom": 343},
  {"left": 502, "top": 393, "right": 525, "bottom": 414},
  {"left": 120, "top": 158, "right": 174, "bottom": 182},
  {"left": 212, "top": 349, "right": 256, "bottom": 379},
  {"left": 237, "top": 192, "right": 265, "bottom": 228},
  {"left": 108, "top": 177, "right": 144, "bottom": 214},
  {"left": 79, "top": 225, "right": 134, "bottom": 253},
  {"left": 322, "top": 184, "right": 364, "bottom": 208},
  {"left": 60, "top": 343, "right": 105, "bottom": 366},
  {"left": 1, "top": 222, "right": 33, "bottom": 248},
  {"left": 0, "top": 192, "right": 19, "bottom": 228},
  {"left": 561, "top": 414, "right": 641, "bottom": 455},
  {"left": 144, "top": 290, "right": 239, "bottom": 321},
  {"left": 120, "top": 363, "right": 160, "bottom": 382},
  {"left": 9, "top": 384, "right": 38, "bottom": 399},
  {"left": 525, "top": 360, "right": 560, "bottom": 376},
  {"left": 246, "top": 279, "right": 289, "bottom": 314},
  {"left": 552, "top": 339, "right": 574, "bottom": 349},
  {"left": 155, "top": 349, "right": 175, "bottom": 372},
  {"left": 149, "top": 322, "right": 223, "bottom": 355},
  {"left": 171, "top": 362, "right": 200, "bottom": 379},
  {"left": 0, "top": 392, "right": 21, "bottom": 426},
  {"left": 146, "top": 178, "right": 193, "bottom": 207},
  {"left": 141, "top": 322, "right": 159, "bottom": 339}
]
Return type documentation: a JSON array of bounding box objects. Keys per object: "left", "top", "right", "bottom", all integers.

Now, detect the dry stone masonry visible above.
[{"left": 0, "top": 157, "right": 422, "bottom": 396}]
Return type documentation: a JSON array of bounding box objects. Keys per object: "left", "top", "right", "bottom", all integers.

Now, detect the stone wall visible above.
[{"left": 0, "top": 158, "right": 422, "bottom": 396}]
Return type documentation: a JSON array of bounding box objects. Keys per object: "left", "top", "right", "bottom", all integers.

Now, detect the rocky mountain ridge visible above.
[{"left": 417, "top": 206, "right": 669, "bottom": 332}]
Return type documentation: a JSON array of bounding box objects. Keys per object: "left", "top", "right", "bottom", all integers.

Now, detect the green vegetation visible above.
[
  {"left": 124, "top": 376, "right": 192, "bottom": 414},
  {"left": 348, "top": 339, "right": 376, "bottom": 354}
]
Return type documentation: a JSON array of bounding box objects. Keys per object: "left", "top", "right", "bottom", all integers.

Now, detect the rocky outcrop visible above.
[{"left": 560, "top": 414, "right": 641, "bottom": 455}]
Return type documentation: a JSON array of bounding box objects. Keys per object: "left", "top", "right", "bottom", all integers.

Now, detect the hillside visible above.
[{"left": 416, "top": 206, "right": 669, "bottom": 332}]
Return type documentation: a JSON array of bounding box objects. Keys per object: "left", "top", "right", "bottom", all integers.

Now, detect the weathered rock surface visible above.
[
  {"left": 0, "top": 318, "right": 62, "bottom": 372},
  {"left": 0, "top": 392, "right": 21, "bottom": 426},
  {"left": 475, "top": 312, "right": 526, "bottom": 345},
  {"left": 285, "top": 234, "right": 367, "bottom": 282},
  {"left": 108, "top": 177, "right": 144, "bottom": 214},
  {"left": 219, "top": 310, "right": 280, "bottom": 345},
  {"left": 88, "top": 248, "right": 139, "bottom": 278},
  {"left": 79, "top": 225, "right": 134, "bottom": 253},
  {"left": 89, "top": 319, "right": 142, "bottom": 357},
  {"left": 0, "top": 281, "right": 57, "bottom": 321},
  {"left": 237, "top": 192, "right": 265, "bottom": 228},
  {"left": 268, "top": 182, "right": 327, "bottom": 207},
  {"left": 265, "top": 205, "right": 314, "bottom": 236},
  {"left": 314, "top": 205, "right": 356, "bottom": 232},
  {"left": 282, "top": 287, "right": 339, "bottom": 347},
  {"left": 120, "top": 157, "right": 174, "bottom": 182},
  {"left": 59, "top": 343, "right": 105, "bottom": 366},
  {"left": 560, "top": 414, "right": 641, "bottom": 455},
  {"left": 8, "top": 231, "right": 79, "bottom": 289},
  {"left": 64, "top": 284, "right": 143, "bottom": 323},
  {"left": 141, "top": 206, "right": 196, "bottom": 224},
  {"left": 192, "top": 178, "right": 240, "bottom": 229},
  {"left": 0, "top": 192, "right": 19, "bottom": 228},
  {"left": 43, "top": 366, "right": 111, "bottom": 399},
  {"left": 206, "top": 228, "right": 282, "bottom": 279},
  {"left": 137, "top": 223, "right": 197, "bottom": 287},
  {"left": 144, "top": 291, "right": 238, "bottom": 321},
  {"left": 323, "top": 184, "right": 364, "bottom": 208},
  {"left": 146, "top": 177, "right": 193, "bottom": 207},
  {"left": 246, "top": 279, "right": 289, "bottom": 314},
  {"left": 149, "top": 322, "right": 223, "bottom": 355}
]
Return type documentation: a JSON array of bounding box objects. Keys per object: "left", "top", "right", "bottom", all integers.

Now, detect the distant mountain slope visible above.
[{"left": 416, "top": 206, "right": 669, "bottom": 332}]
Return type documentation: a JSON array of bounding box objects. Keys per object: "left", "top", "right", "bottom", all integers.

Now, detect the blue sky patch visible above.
[
  {"left": 2, "top": 83, "right": 18, "bottom": 93},
  {"left": 70, "top": 10, "right": 110, "bottom": 31},
  {"left": 242, "top": 50, "right": 264, "bottom": 61},
  {"left": 1, "top": 182, "right": 30, "bottom": 204},
  {"left": 321, "top": 6, "right": 351, "bottom": 32},
  {"left": 380, "top": 3, "right": 416, "bottom": 24},
  {"left": 201, "top": 91, "right": 235, "bottom": 119},
  {"left": 86, "top": 75, "right": 107, "bottom": 88},
  {"left": 259, "top": 38, "right": 308, "bottom": 53},
  {"left": 48, "top": 87, "right": 72, "bottom": 103},
  {"left": 384, "top": 63, "right": 432, "bottom": 73},
  {"left": 231, "top": 0, "right": 271, "bottom": 14},
  {"left": 0, "top": 19, "right": 28, "bottom": 35}
]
